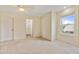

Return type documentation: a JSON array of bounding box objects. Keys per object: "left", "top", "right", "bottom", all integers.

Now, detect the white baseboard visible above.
[{"left": 0, "top": 37, "right": 26, "bottom": 42}]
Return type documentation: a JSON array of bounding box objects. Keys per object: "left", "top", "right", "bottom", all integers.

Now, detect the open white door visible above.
[{"left": 1, "top": 16, "right": 13, "bottom": 41}]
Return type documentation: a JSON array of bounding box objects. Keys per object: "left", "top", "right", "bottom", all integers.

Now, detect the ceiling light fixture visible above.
[
  {"left": 18, "top": 5, "right": 25, "bottom": 12},
  {"left": 17, "top": 5, "right": 33, "bottom": 12},
  {"left": 19, "top": 8, "right": 24, "bottom": 11},
  {"left": 64, "top": 6, "right": 66, "bottom": 9}
]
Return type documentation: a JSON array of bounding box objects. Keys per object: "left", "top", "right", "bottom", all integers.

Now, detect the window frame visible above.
[{"left": 60, "top": 12, "right": 75, "bottom": 36}]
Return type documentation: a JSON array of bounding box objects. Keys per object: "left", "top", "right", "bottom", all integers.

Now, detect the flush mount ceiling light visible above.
[
  {"left": 17, "top": 5, "right": 25, "bottom": 11},
  {"left": 64, "top": 6, "right": 66, "bottom": 9},
  {"left": 17, "top": 5, "right": 33, "bottom": 12},
  {"left": 19, "top": 8, "right": 24, "bottom": 11}
]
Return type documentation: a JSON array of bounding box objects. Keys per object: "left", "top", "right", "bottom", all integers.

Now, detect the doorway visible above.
[{"left": 25, "top": 19, "right": 33, "bottom": 38}]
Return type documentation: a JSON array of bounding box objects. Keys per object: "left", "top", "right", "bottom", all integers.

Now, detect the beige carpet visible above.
[{"left": 0, "top": 38, "right": 79, "bottom": 54}]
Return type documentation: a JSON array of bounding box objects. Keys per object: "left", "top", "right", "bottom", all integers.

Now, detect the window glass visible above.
[{"left": 61, "top": 15, "right": 75, "bottom": 34}]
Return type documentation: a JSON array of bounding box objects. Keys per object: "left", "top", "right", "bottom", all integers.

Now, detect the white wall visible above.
[
  {"left": 0, "top": 13, "right": 41, "bottom": 41},
  {"left": 14, "top": 16, "right": 26, "bottom": 40},
  {"left": 76, "top": 6, "right": 79, "bottom": 46},
  {"left": 51, "top": 11, "right": 57, "bottom": 41},
  {"left": 26, "top": 14, "right": 52, "bottom": 41},
  {"left": 1, "top": 15, "right": 13, "bottom": 41},
  {"left": 0, "top": 13, "right": 26, "bottom": 41},
  {"left": 40, "top": 12, "right": 51, "bottom": 40},
  {"left": 26, "top": 16, "right": 41, "bottom": 38},
  {"left": 32, "top": 17, "right": 41, "bottom": 37},
  {"left": 0, "top": 16, "right": 1, "bottom": 40},
  {"left": 56, "top": 6, "right": 79, "bottom": 46}
]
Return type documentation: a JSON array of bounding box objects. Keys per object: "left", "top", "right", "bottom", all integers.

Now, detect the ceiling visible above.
[{"left": 0, "top": 5, "right": 70, "bottom": 16}]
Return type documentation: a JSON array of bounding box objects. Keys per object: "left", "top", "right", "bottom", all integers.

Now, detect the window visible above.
[{"left": 61, "top": 14, "right": 75, "bottom": 34}]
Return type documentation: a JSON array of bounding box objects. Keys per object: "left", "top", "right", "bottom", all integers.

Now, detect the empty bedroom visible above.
[{"left": 0, "top": 5, "right": 79, "bottom": 54}]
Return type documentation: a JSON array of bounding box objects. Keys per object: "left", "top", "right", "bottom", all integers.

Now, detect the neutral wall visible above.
[
  {"left": 76, "top": 6, "right": 79, "bottom": 46},
  {"left": 0, "top": 13, "right": 41, "bottom": 41},
  {"left": 0, "top": 16, "right": 1, "bottom": 40},
  {"left": 40, "top": 12, "right": 51, "bottom": 40},
  {"left": 1, "top": 15, "right": 13, "bottom": 41},
  {"left": 0, "top": 12, "right": 51, "bottom": 41},
  {"left": 0, "top": 13, "right": 26, "bottom": 41},
  {"left": 56, "top": 6, "right": 79, "bottom": 46},
  {"left": 51, "top": 11, "right": 57, "bottom": 41},
  {"left": 26, "top": 13, "right": 52, "bottom": 41},
  {"left": 78, "top": 8, "right": 79, "bottom": 45},
  {"left": 26, "top": 16, "right": 41, "bottom": 38},
  {"left": 14, "top": 16, "right": 26, "bottom": 40}
]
